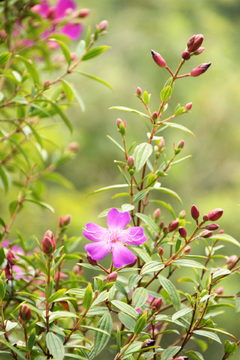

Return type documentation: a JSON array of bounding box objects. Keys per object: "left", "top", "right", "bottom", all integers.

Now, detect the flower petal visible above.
[
  {"left": 55, "top": 0, "right": 76, "bottom": 18},
  {"left": 85, "top": 241, "right": 111, "bottom": 261},
  {"left": 118, "top": 227, "right": 146, "bottom": 245},
  {"left": 61, "top": 23, "right": 83, "bottom": 40},
  {"left": 111, "top": 242, "right": 136, "bottom": 268},
  {"left": 83, "top": 223, "right": 109, "bottom": 242},
  {"left": 39, "top": 0, "right": 50, "bottom": 17},
  {"left": 107, "top": 208, "right": 131, "bottom": 231}
]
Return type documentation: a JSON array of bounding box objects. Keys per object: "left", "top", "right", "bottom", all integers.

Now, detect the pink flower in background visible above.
[
  {"left": 3, "top": 241, "right": 30, "bottom": 280},
  {"left": 38, "top": 0, "right": 83, "bottom": 40},
  {"left": 83, "top": 208, "right": 146, "bottom": 268}
]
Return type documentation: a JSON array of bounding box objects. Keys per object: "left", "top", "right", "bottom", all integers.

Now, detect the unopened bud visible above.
[
  {"left": 152, "top": 297, "right": 162, "bottom": 311},
  {"left": 43, "top": 80, "right": 50, "bottom": 88},
  {"left": 159, "top": 221, "right": 164, "bottom": 229},
  {"left": 168, "top": 220, "right": 179, "bottom": 232},
  {"left": 151, "top": 50, "right": 167, "bottom": 68},
  {"left": 204, "top": 223, "right": 219, "bottom": 231},
  {"left": 217, "top": 229, "right": 224, "bottom": 234},
  {"left": 163, "top": 226, "right": 168, "bottom": 234},
  {"left": 19, "top": 304, "right": 31, "bottom": 322},
  {"left": 87, "top": 253, "right": 98, "bottom": 266},
  {"left": 141, "top": 339, "right": 156, "bottom": 349},
  {"left": 154, "top": 208, "right": 161, "bottom": 220},
  {"left": 158, "top": 138, "right": 165, "bottom": 150},
  {"left": 215, "top": 286, "right": 224, "bottom": 295},
  {"left": 42, "top": 230, "right": 55, "bottom": 255},
  {"left": 178, "top": 227, "right": 187, "bottom": 239},
  {"left": 4, "top": 264, "right": 12, "bottom": 280},
  {"left": 127, "top": 156, "right": 134, "bottom": 168},
  {"left": 136, "top": 87, "right": 142, "bottom": 96},
  {"left": 31, "top": 4, "right": 41, "bottom": 13},
  {"left": 116, "top": 118, "right": 126, "bottom": 136},
  {"left": 203, "top": 214, "right": 209, "bottom": 221},
  {"left": 128, "top": 257, "right": 138, "bottom": 267},
  {"left": 105, "top": 271, "right": 118, "bottom": 282},
  {"left": 179, "top": 210, "right": 186, "bottom": 219},
  {"left": 158, "top": 247, "right": 163, "bottom": 256},
  {"left": 226, "top": 255, "right": 238, "bottom": 268},
  {"left": 63, "top": 214, "right": 71, "bottom": 226},
  {"left": 208, "top": 208, "right": 223, "bottom": 221},
  {"left": 185, "top": 102, "right": 192, "bottom": 111},
  {"left": 183, "top": 245, "right": 191, "bottom": 254},
  {"left": 193, "top": 47, "right": 205, "bottom": 55},
  {"left": 6, "top": 250, "right": 14, "bottom": 265},
  {"left": 99, "top": 20, "right": 108, "bottom": 32},
  {"left": 191, "top": 205, "right": 200, "bottom": 221},
  {"left": 182, "top": 51, "right": 190, "bottom": 60},
  {"left": 199, "top": 229, "right": 213, "bottom": 238},
  {"left": 0, "top": 29, "right": 7, "bottom": 44},
  {"left": 78, "top": 8, "right": 90, "bottom": 18},
  {"left": 70, "top": 52, "right": 77, "bottom": 61},
  {"left": 177, "top": 140, "right": 184, "bottom": 149},
  {"left": 67, "top": 141, "right": 79, "bottom": 153},
  {"left": 190, "top": 62, "right": 211, "bottom": 77},
  {"left": 187, "top": 34, "right": 204, "bottom": 53}
]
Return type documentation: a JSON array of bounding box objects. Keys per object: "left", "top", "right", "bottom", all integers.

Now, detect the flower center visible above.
[{"left": 109, "top": 229, "right": 120, "bottom": 243}]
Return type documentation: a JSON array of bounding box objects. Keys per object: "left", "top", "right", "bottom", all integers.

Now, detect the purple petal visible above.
[
  {"left": 61, "top": 23, "right": 83, "bottom": 40},
  {"left": 39, "top": 0, "right": 50, "bottom": 17},
  {"left": 55, "top": 0, "right": 76, "bottom": 18},
  {"left": 83, "top": 223, "right": 109, "bottom": 242},
  {"left": 118, "top": 227, "right": 146, "bottom": 245},
  {"left": 85, "top": 241, "right": 111, "bottom": 261},
  {"left": 107, "top": 208, "right": 131, "bottom": 231},
  {"left": 111, "top": 242, "right": 135, "bottom": 268}
]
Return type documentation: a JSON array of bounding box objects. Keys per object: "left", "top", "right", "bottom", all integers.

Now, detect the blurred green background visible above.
[{"left": 5, "top": 0, "right": 240, "bottom": 358}]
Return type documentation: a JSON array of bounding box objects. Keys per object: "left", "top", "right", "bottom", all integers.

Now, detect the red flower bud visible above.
[
  {"left": 179, "top": 210, "right": 186, "bottom": 219},
  {"left": 136, "top": 87, "right": 142, "bottom": 96},
  {"left": 63, "top": 214, "right": 71, "bottom": 226},
  {"left": 78, "top": 8, "right": 90, "bottom": 18},
  {"left": 190, "top": 63, "right": 211, "bottom": 77},
  {"left": 204, "top": 223, "right": 219, "bottom": 231},
  {"left": 226, "top": 255, "right": 238, "bottom": 267},
  {"left": 159, "top": 221, "right": 164, "bottom": 229},
  {"left": 152, "top": 111, "right": 158, "bottom": 121},
  {"left": 185, "top": 102, "right": 192, "bottom": 111},
  {"left": 208, "top": 208, "right": 223, "bottom": 221},
  {"left": 127, "top": 156, "right": 134, "bottom": 168},
  {"left": 154, "top": 208, "right": 161, "bottom": 220},
  {"left": 4, "top": 264, "right": 12, "bottom": 280},
  {"left": 87, "top": 253, "right": 98, "bottom": 266},
  {"left": 158, "top": 247, "right": 163, "bottom": 256},
  {"left": 215, "top": 286, "right": 224, "bottom": 295},
  {"left": 183, "top": 245, "right": 191, "bottom": 254},
  {"left": 6, "top": 250, "right": 15, "bottom": 265},
  {"left": 99, "top": 20, "right": 108, "bottom": 32},
  {"left": 42, "top": 230, "right": 55, "bottom": 255},
  {"left": 168, "top": 220, "right": 179, "bottom": 232},
  {"left": 67, "top": 141, "right": 79, "bottom": 153},
  {"left": 179, "top": 227, "right": 187, "bottom": 239},
  {"left": 104, "top": 271, "right": 118, "bottom": 282},
  {"left": 141, "top": 339, "right": 156, "bottom": 348},
  {"left": 199, "top": 229, "right": 213, "bottom": 238},
  {"left": 177, "top": 140, "right": 184, "bottom": 149},
  {"left": 19, "top": 304, "right": 31, "bottom": 322},
  {"left": 116, "top": 118, "right": 126, "bottom": 136},
  {"left": 31, "top": 4, "right": 41, "bottom": 13},
  {"left": 43, "top": 80, "right": 50, "bottom": 88},
  {"left": 217, "top": 229, "right": 224, "bottom": 234},
  {"left": 187, "top": 34, "right": 204, "bottom": 53},
  {"left": 191, "top": 205, "right": 200, "bottom": 221},
  {"left": 182, "top": 51, "right": 190, "bottom": 60},
  {"left": 152, "top": 297, "right": 162, "bottom": 311},
  {"left": 203, "top": 214, "right": 209, "bottom": 221},
  {"left": 151, "top": 50, "right": 167, "bottom": 68},
  {"left": 193, "top": 47, "right": 205, "bottom": 55},
  {"left": 128, "top": 257, "right": 138, "bottom": 267}
]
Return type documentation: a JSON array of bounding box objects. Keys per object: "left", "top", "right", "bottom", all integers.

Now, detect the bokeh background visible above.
[{"left": 4, "top": 0, "right": 240, "bottom": 358}]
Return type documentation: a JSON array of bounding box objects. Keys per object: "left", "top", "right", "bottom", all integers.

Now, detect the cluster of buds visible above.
[
  {"left": 42, "top": 230, "right": 56, "bottom": 256},
  {"left": 116, "top": 118, "right": 126, "bottom": 136},
  {"left": 19, "top": 304, "right": 31, "bottom": 324},
  {"left": 154, "top": 138, "right": 165, "bottom": 159},
  {"left": 151, "top": 297, "right": 162, "bottom": 312},
  {"left": 182, "top": 34, "right": 204, "bottom": 60},
  {"left": 94, "top": 20, "right": 108, "bottom": 40},
  {"left": 190, "top": 205, "right": 223, "bottom": 238},
  {"left": 127, "top": 156, "right": 135, "bottom": 176},
  {"left": 59, "top": 214, "right": 71, "bottom": 228}
]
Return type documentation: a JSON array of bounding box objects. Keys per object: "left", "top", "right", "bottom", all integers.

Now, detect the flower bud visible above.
[
  {"left": 203, "top": 214, "right": 209, "bottom": 221},
  {"left": 185, "top": 102, "right": 192, "bottom": 111},
  {"left": 70, "top": 52, "right": 77, "bottom": 61},
  {"left": 204, "top": 223, "right": 219, "bottom": 231},
  {"left": 19, "top": 304, "right": 31, "bottom": 322},
  {"left": 4, "top": 264, "right": 12, "bottom": 280},
  {"left": 159, "top": 221, "right": 164, "bottom": 229},
  {"left": 31, "top": 4, "right": 41, "bottom": 13},
  {"left": 208, "top": 208, "right": 223, "bottom": 221},
  {"left": 158, "top": 247, "right": 163, "bottom": 256},
  {"left": 6, "top": 250, "right": 15, "bottom": 265},
  {"left": 128, "top": 257, "right": 138, "bottom": 267},
  {"left": 215, "top": 286, "right": 224, "bottom": 295},
  {"left": 191, "top": 205, "right": 199, "bottom": 221},
  {"left": 154, "top": 208, "right": 161, "bottom": 220},
  {"left": 141, "top": 339, "right": 156, "bottom": 349},
  {"left": 199, "top": 229, "right": 213, "bottom": 238},
  {"left": 78, "top": 8, "right": 90, "bottom": 18},
  {"left": 183, "top": 245, "right": 191, "bottom": 254},
  {"left": 178, "top": 227, "right": 187, "bottom": 239},
  {"left": 104, "top": 271, "right": 118, "bottom": 282},
  {"left": 152, "top": 111, "right": 158, "bottom": 121},
  {"left": 226, "top": 255, "right": 238, "bottom": 267},
  {"left": 163, "top": 226, "right": 168, "bottom": 234},
  {"left": 116, "top": 118, "right": 126, "bottom": 136},
  {"left": 190, "top": 63, "right": 211, "bottom": 77},
  {"left": 42, "top": 230, "right": 55, "bottom": 255},
  {"left": 168, "top": 220, "right": 179, "bottom": 232},
  {"left": 43, "top": 80, "right": 50, "bottom": 88},
  {"left": 0, "top": 29, "right": 7, "bottom": 44},
  {"left": 217, "top": 229, "right": 224, "bottom": 234},
  {"left": 187, "top": 34, "right": 204, "bottom": 53},
  {"left": 136, "top": 87, "right": 142, "bottom": 96},
  {"left": 87, "top": 253, "right": 98, "bottom": 266},
  {"left": 182, "top": 51, "right": 190, "bottom": 60},
  {"left": 151, "top": 50, "right": 167, "bottom": 68},
  {"left": 99, "top": 20, "right": 108, "bottom": 32},
  {"left": 193, "top": 47, "right": 205, "bottom": 55},
  {"left": 179, "top": 210, "right": 186, "bottom": 219},
  {"left": 67, "top": 141, "right": 79, "bottom": 153},
  {"left": 127, "top": 156, "right": 134, "bottom": 168},
  {"left": 177, "top": 140, "right": 184, "bottom": 149},
  {"left": 152, "top": 297, "right": 162, "bottom": 311},
  {"left": 63, "top": 214, "right": 71, "bottom": 226}
]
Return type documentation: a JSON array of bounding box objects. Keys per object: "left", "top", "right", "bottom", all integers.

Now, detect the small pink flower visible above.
[{"left": 83, "top": 208, "right": 146, "bottom": 268}]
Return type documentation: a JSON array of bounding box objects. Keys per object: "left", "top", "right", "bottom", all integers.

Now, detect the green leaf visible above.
[
  {"left": 235, "top": 295, "right": 240, "bottom": 312},
  {"left": 158, "top": 275, "right": 181, "bottom": 311},
  {"left": 49, "top": 38, "right": 71, "bottom": 65},
  {"left": 49, "top": 311, "right": 79, "bottom": 322},
  {"left": 212, "top": 268, "right": 231, "bottom": 279},
  {"left": 184, "top": 350, "right": 205, "bottom": 360},
  {"left": 0, "top": 52, "right": 11, "bottom": 66},
  {"left": 134, "top": 143, "right": 153, "bottom": 172},
  {"left": 211, "top": 233, "right": 240, "bottom": 247},
  {"left": 25, "top": 199, "right": 54, "bottom": 212},
  {"left": 118, "top": 312, "right": 136, "bottom": 331},
  {"left": 88, "top": 184, "right": 129, "bottom": 197},
  {"left": 111, "top": 300, "right": 139, "bottom": 319},
  {"left": 76, "top": 39, "right": 86, "bottom": 59},
  {"left": 156, "top": 122, "right": 195, "bottom": 137},
  {"left": 0, "top": 338, "right": 26, "bottom": 360},
  {"left": 15, "top": 55, "right": 39, "bottom": 84},
  {"left": 143, "top": 90, "right": 149, "bottom": 104},
  {"left": 109, "top": 106, "right": 149, "bottom": 118},
  {"left": 35, "top": 253, "right": 48, "bottom": 276},
  {"left": 106, "top": 135, "right": 124, "bottom": 152},
  {"left": 61, "top": 79, "right": 85, "bottom": 112},
  {"left": 172, "top": 308, "right": 193, "bottom": 321},
  {"left": 193, "top": 330, "right": 221, "bottom": 344},
  {"left": 12, "top": 95, "right": 28, "bottom": 104},
  {"left": 28, "top": 330, "right": 36, "bottom": 351},
  {"left": 46, "top": 332, "right": 64, "bottom": 360},
  {"left": 160, "top": 86, "right": 172, "bottom": 101},
  {"left": 173, "top": 259, "right": 206, "bottom": 269},
  {"left": 135, "top": 212, "right": 158, "bottom": 234},
  {"left": 83, "top": 283, "right": 93, "bottom": 310},
  {"left": 128, "top": 274, "right": 142, "bottom": 290},
  {"left": 161, "top": 346, "right": 181, "bottom": 360},
  {"left": 134, "top": 312, "right": 147, "bottom": 335},
  {"left": 133, "top": 189, "right": 149, "bottom": 203},
  {"left": 141, "top": 261, "right": 164, "bottom": 275},
  {"left": 152, "top": 185, "right": 182, "bottom": 203},
  {"left": 8, "top": 138, "right": 30, "bottom": 166},
  {"left": 0, "top": 165, "right": 9, "bottom": 193},
  {"left": 24, "top": 121, "right": 43, "bottom": 148},
  {"left": 132, "top": 287, "right": 149, "bottom": 309},
  {"left": 94, "top": 313, "right": 112, "bottom": 355},
  {"left": 133, "top": 247, "right": 152, "bottom": 263},
  {"left": 82, "top": 46, "right": 110, "bottom": 61},
  {"left": 48, "top": 289, "right": 67, "bottom": 303},
  {"left": 9, "top": 200, "right": 19, "bottom": 218},
  {"left": 75, "top": 70, "right": 113, "bottom": 91}
]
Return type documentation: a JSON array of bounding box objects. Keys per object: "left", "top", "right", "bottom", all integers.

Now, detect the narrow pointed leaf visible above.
[
  {"left": 46, "top": 332, "right": 64, "bottom": 360},
  {"left": 75, "top": 70, "right": 113, "bottom": 91},
  {"left": 158, "top": 275, "right": 180, "bottom": 310},
  {"left": 109, "top": 106, "right": 149, "bottom": 118},
  {"left": 82, "top": 46, "right": 110, "bottom": 61},
  {"left": 94, "top": 313, "right": 112, "bottom": 355},
  {"left": 61, "top": 79, "right": 85, "bottom": 112}
]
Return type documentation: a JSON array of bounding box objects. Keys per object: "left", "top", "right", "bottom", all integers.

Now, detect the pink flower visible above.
[
  {"left": 39, "top": 0, "right": 83, "bottom": 40},
  {"left": 83, "top": 208, "right": 146, "bottom": 268}
]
